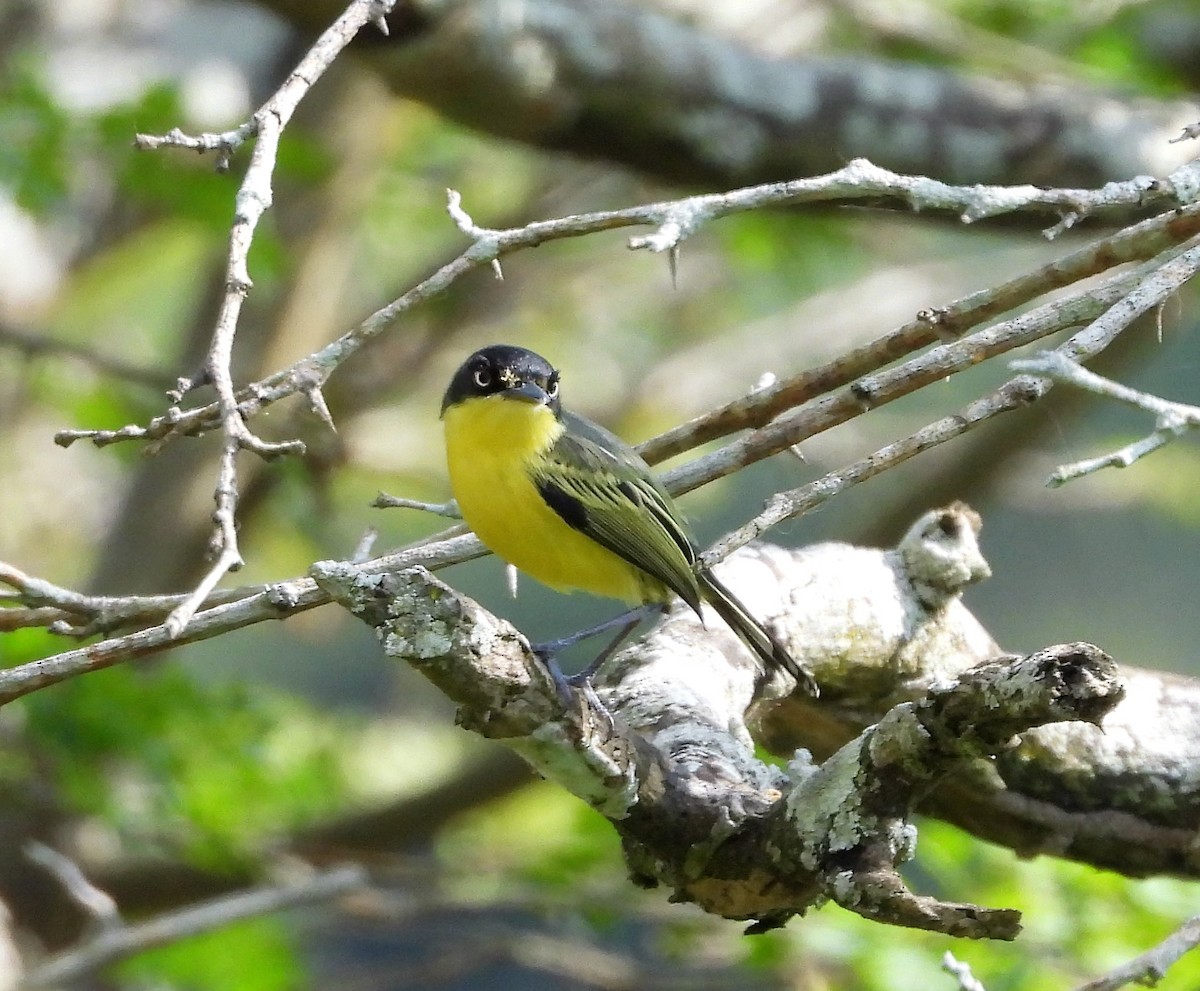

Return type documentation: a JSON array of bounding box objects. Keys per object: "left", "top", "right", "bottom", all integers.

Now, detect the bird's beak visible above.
[{"left": 505, "top": 381, "right": 550, "bottom": 405}]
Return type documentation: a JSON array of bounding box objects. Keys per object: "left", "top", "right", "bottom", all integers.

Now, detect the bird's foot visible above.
[
  {"left": 533, "top": 648, "right": 613, "bottom": 728},
  {"left": 531, "top": 604, "right": 668, "bottom": 728}
]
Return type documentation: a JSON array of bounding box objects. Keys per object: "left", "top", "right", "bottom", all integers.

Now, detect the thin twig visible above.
[
  {"left": 1008, "top": 240, "right": 1200, "bottom": 484},
  {"left": 702, "top": 244, "right": 1174, "bottom": 564},
  {"left": 372, "top": 494, "right": 461, "bottom": 517},
  {"left": 1074, "top": 916, "right": 1200, "bottom": 991},
  {"left": 701, "top": 377, "right": 1046, "bottom": 567},
  {"left": 20, "top": 865, "right": 367, "bottom": 989},
  {"left": 128, "top": 0, "right": 397, "bottom": 637},
  {"left": 24, "top": 843, "right": 122, "bottom": 930},
  {"left": 1012, "top": 350, "right": 1200, "bottom": 423},
  {"left": 1010, "top": 349, "right": 1200, "bottom": 485},
  {"left": 0, "top": 534, "right": 487, "bottom": 706},
  {"left": 27, "top": 166, "right": 1200, "bottom": 695},
  {"left": 11, "top": 218, "right": 1190, "bottom": 691},
  {"left": 1046, "top": 429, "right": 1185, "bottom": 485},
  {"left": 639, "top": 197, "right": 1200, "bottom": 464},
  {"left": 54, "top": 161, "right": 1200, "bottom": 459},
  {"left": 0, "top": 561, "right": 274, "bottom": 636},
  {"left": 43, "top": 165, "right": 1196, "bottom": 641},
  {"left": 671, "top": 247, "right": 1153, "bottom": 500}
]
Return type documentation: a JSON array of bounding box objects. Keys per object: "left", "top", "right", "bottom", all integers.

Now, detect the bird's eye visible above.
[
  {"left": 547, "top": 375, "right": 560, "bottom": 398},
  {"left": 472, "top": 368, "right": 492, "bottom": 389}
]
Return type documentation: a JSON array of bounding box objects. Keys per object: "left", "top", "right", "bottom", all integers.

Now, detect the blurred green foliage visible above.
[
  {"left": 114, "top": 917, "right": 304, "bottom": 991},
  {"left": 0, "top": 61, "right": 71, "bottom": 213},
  {"left": 20, "top": 665, "right": 353, "bottom": 868}
]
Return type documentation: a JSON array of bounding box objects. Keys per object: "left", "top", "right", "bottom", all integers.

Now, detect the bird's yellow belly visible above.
[{"left": 444, "top": 399, "right": 652, "bottom": 604}]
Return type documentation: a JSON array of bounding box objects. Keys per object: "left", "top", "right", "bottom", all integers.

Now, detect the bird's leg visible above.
[
  {"left": 531, "top": 604, "right": 666, "bottom": 716},
  {"left": 531, "top": 603, "right": 661, "bottom": 659}
]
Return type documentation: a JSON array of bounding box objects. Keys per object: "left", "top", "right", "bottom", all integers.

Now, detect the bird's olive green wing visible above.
[{"left": 530, "top": 412, "right": 703, "bottom": 613}]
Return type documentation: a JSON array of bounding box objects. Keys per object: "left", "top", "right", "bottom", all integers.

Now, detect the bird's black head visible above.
[{"left": 440, "top": 344, "right": 562, "bottom": 417}]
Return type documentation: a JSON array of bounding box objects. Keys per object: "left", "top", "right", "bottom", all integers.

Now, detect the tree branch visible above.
[
  {"left": 312, "top": 518, "right": 1124, "bottom": 935},
  {"left": 54, "top": 162, "right": 1200, "bottom": 461},
  {"left": 0, "top": 533, "right": 485, "bottom": 706},
  {"left": 19, "top": 865, "right": 366, "bottom": 989},
  {"left": 325, "top": 0, "right": 1200, "bottom": 191},
  {"left": 44, "top": 159, "right": 1200, "bottom": 641},
  {"left": 1011, "top": 349, "right": 1200, "bottom": 486},
  {"left": 119, "top": 0, "right": 398, "bottom": 638},
  {"left": 639, "top": 198, "right": 1200, "bottom": 464},
  {"left": 1074, "top": 915, "right": 1200, "bottom": 991}
]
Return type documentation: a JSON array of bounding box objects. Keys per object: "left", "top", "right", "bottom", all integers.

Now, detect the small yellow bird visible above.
[{"left": 441, "top": 344, "right": 816, "bottom": 695}]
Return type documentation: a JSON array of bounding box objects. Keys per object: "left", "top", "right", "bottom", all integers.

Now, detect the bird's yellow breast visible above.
[{"left": 443, "top": 396, "right": 651, "bottom": 603}]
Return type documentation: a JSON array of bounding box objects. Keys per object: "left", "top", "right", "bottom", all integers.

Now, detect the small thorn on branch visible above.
[
  {"left": 369, "top": 0, "right": 396, "bottom": 35},
  {"left": 303, "top": 385, "right": 337, "bottom": 433}
]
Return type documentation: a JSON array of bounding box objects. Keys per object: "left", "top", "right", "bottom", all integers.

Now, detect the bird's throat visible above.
[{"left": 443, "top": 395, "right": 563, "bottom": 471}]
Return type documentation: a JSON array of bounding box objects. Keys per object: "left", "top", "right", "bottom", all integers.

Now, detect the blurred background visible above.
[{"left": 1, "top": 0, "right": 1199, "bottom": 988}]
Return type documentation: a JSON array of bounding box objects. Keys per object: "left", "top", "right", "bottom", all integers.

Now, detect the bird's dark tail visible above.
[{"left": 697, "top": 569, "right": 818, "bottom": 697}]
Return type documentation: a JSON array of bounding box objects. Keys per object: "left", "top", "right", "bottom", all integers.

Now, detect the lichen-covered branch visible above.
[{"left": 314, "top": 505, "right": 1127, "bottom": 936}]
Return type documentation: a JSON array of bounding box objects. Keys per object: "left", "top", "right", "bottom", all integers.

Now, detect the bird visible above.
[{"left": 440, "top": 343, "right": 817, "bottom": 698}]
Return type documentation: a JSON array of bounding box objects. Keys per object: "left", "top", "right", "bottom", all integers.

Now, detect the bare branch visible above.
[
  {"left": 134, "top": 124, "right": 256, "bottom": 172},
  {"left": 692, "top": 230, "right": 1200, "bottom": 557},
  {"left": 0, "top": 561, "right": 274, "bottom": 637},
  {"left": 20, "top": 865, "right": 366, "bottom": 989},
  {"left": 0, "top": 533, "right": 486, "bottom": 707},
  {"left": 41, "top": 152, "right": 1190, "bottom": 652},
  {"left": 14, "top": 212, "right": 1193, "bottom": 698},
  {"left": 372, "top": 494, "right": 461, "bottom": 517},
  {"left": 1010, "top": 349, "right": 1200, "bottom": 485},
  {"left": 55, "top": 164, "right": 1200, "bottom": 461},
  {"left": 24, "top": 843, "right": 121, "bottom": 931},
  {"left": 312, "top": 550, "right": 1122, "bottom": 936},
  {"left": 1074, "top": 915, "right": 1200, "bottom": 991},
  {"left": 126, "top": 0, "right": 398, "bottom": 637},
  {"left": 673, "top": 245, "right": 1151, "bottom": 509},
  {"left": 639, "top": 198, "right": 1200, "bottom": 465},
  {"left": 702, "top": 377, "right": 1045, "bottom": 567}
]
